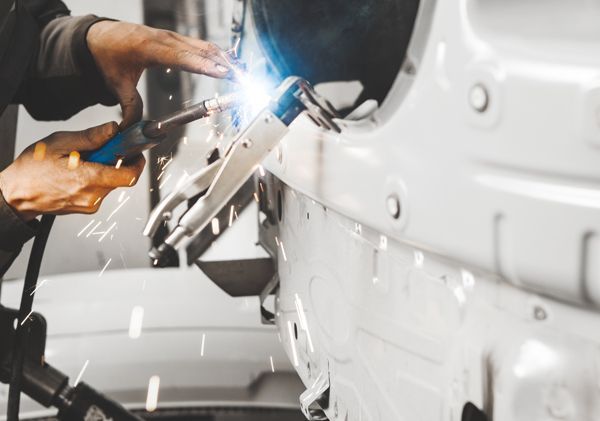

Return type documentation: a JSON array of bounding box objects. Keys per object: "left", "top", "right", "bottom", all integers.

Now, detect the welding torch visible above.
[{"left": 83, "top": 93, "right": 240, "bottom": 165}]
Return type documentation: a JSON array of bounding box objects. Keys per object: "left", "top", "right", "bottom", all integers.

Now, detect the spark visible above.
[
  {"left": 200, "top": 333, "right": 206, "bottom": 356},
  {"left": 211, "top": 218, "right": 220, "bottom": 235},
  {"left": 156, "top": 170, "right": 165, "bottom": 181},
  {"left": 161, "top": 156, "right": 173, "bottom": 170},
  {"left": 98, "top": 222, "right": 116, "bottom": 242},
  {"left": 145, "top": 376, "right": 160, "bottom": 412},
  {"left": 118, "top": 191, "right": 126, "bottom": 203},
  {"left": 461, "top": 269, "right": 475, "bottom": 289},
  {"left": 275, "top": 236, "right": 279, "bottom": 246},
  {"left": 77, "top": 219, "right": 96, "bottom": 237},
  {"left": 168, "top": 94, "right": 173, "bottom": 101},
  {"left": 128, "top": 306, "right": 144, "bottom": 339},
  {"left": 86, "top": 221, "right": 102, "bottom": 238},
  {"left": 73, "top": 360, "right": 89, "bottom": 386},
  {"left": 258, "top": 165, "right": 266, "bottom": 177},
  {"left": 33, "top": 142, "right": 46, "bottom": 161},
  {"left": 20, "top": 310, "right": 34, "bottom": 326},
  {"left": 294, "top": 294, "right": 314, "bottom": 352},
  {"left": 228, "top": 205, "right": 235, "bottom": 227},
  {"left": 183, "top": 136, "right": 188, "bottom": 145},
  {"left": 414, "top": 250, "right": 424, "bottom": 267},
  {"left": 269, "top": 355, "right": 275, "bottom": 372},
  {"left": 115, "top": 158, "right": 123, "bottom": 169},
  {"left": 93, "top": 197, "right": 101, "bottom": 206},
  {"left": 379, "top": 235, "right": 388, "bottom": 251},
  {"left": 30, "top": 279, "right": 49, "bottom": 296},
  {"left": 98, "top": 258, "right": 112, "bottom": 277},
  {"left": 280, "top": 241, "right": 288, "bottom": 262},
  {"left": 129, "top": 176, "right": 136, "bottom": 186},
  {"left": 166, "top": 67, "right": 172, "bottom": 74},
  {"left": 107, "top": 196, "right": 130, "bottom": 221},
  {"left": 234, "top": 210, "right": 239, "bottom": 220},
  {"left": 158, "top": 174, "right": 171, "bottom": 189},
  {"left": 153, "top": 259, "right": 159, "bottom": 266},
  {"left": 68, "top": 151, "right": 80, "bottom": 170},
  {"left": 287, "top": 321, "right": 299, "bottom": 367},
  {"left": 157, "top": 122, "right": 162, "bottom": 130},
  {"left": 206, "top": 129, "right": 214, "bottom": 143},
  {"left": 253, "top": 192, "right": 259, "bottom": 202},
  {"left": 259, "top": 182, "right": 264, "bottom": 192}
]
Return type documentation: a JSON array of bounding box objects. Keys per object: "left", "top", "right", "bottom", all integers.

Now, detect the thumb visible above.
[{"left": 117, "top": 86, "right": 144, "bottom": 130}]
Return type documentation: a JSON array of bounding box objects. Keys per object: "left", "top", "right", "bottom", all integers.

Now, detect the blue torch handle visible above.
[{"left": 84, "top": 121, "right": 164, "bottom": 165}]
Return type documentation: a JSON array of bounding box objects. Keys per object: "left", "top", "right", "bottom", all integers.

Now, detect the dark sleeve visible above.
[
  {"left": 0, "top": 189, "right": 38, "bottom": 278},
  {"left": 12, "top": 14, "right": 118, "bottom": 120}
]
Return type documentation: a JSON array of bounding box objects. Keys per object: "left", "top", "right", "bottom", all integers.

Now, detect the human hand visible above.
[
  {"left": 0, "top": 122, "right": 144, "bottom": 221},
  {"left": 86, "top": 21, "right": 234, "bottom": 128}
]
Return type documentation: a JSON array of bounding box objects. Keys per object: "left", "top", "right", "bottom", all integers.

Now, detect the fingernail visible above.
[{"left": 216, "top": 64, "right": 229, "bottom": 73}]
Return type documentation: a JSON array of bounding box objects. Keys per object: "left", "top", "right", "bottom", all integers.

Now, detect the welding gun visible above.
[
  {"left": 144, "top": 76, "right": 341, "bottom": 265},
  {"left": 83, "top": 93, "right": 239, "bottom": 165}
]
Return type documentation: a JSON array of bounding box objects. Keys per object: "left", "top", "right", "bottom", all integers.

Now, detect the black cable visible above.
[{"left": 7, "top": 214, "right": 55, "bottom": 421}]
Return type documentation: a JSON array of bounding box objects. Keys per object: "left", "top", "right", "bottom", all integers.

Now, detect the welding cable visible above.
[{"left": 7, "top": 215, "right": 55, "bottom": 421}]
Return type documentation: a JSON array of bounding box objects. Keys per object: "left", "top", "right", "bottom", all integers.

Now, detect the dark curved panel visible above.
[{"left": 251, "top": 0, "right": 420, "bottom": 105}]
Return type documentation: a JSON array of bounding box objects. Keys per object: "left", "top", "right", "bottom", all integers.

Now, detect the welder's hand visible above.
[
  {"left": 0, "top": 122, "right": 145, "bottom": 221},
  {"left": 86, "top": 21, "right": 234, "bottom": 129}
]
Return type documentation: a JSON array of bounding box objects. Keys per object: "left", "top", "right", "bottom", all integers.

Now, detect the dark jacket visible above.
[{"left": 0, "top": 0, "right": 116, "bottom": 277}]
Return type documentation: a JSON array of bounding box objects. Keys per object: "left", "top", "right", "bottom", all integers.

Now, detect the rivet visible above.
[
  {"left": 386, "top": 195, "right": 401, "bottom": 219},
  {"left": 533, "top": 305, "right": 547, "bottom": 321},
  {"left": 469, "top": 84, "right": 489, "bottom": 113},
  {"left": 242, "top": 139, "right": 253, "bottom": 148},
  {"left": 264, "top": 114, "right": 273, "bottom": 124}
]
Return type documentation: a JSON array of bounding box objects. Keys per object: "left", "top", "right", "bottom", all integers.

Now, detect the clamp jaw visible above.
[{"left": 144, "top": 76, "right": 340, "bottom": 265}]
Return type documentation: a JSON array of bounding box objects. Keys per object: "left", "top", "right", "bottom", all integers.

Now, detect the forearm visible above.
[{"left": 13, "top": 15, "right": 117, "bottom": 120}]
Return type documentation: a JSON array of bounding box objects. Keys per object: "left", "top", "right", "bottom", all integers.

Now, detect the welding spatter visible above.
[{"left": 143, "top": 76, "right": 341, "bottom": 266}]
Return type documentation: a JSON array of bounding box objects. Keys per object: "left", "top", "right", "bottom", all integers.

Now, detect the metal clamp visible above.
[
  {"left": 300, "top": 370, "right": 331, "bottom": 421},
  {"left": 143, "top": 159, "right": 223, "bottom": 240},
  {"left": 145, "top": 76, "right": 340, "bottom": 264}
]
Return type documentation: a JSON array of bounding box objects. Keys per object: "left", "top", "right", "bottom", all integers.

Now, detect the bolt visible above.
[
  {"left": 386, "top": 195, "right": 401, "bottom": 219},
  {"left": 469, "top": 84, "right": 489, "bottom": 113},
  {"left": 264, "top": 113, "right": 273, "bottom": 124},
  {"left": 533, "top": 305, "right": 547, "bottom": 321},
  {"left": 242, "top": 139, "right": 253, "bottom": 148}
]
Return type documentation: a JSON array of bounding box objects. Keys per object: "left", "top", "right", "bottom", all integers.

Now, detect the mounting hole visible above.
[
  {"left": 293, "top": 322, "right": 298, "bottom": 340},
  {"left": 307, "top": 212, "right": 310, "bottom": 220},
  {"left": 277, "top": 190, "right": 283, "bottom": 222}
]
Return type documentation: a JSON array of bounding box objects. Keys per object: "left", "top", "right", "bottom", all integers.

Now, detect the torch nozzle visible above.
[{"left": 142, "top": 92, "right": 241, "bottom": 139}]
